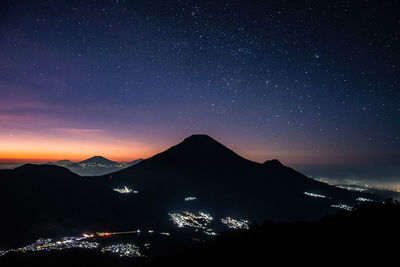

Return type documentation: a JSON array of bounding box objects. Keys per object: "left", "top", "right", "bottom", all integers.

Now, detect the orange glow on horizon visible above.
[
  {"left": 0, "top": 129, "right": 350, "bottom": 166},
  {"left": 0, "top": 131, "right": 160, "bottom": 162}
]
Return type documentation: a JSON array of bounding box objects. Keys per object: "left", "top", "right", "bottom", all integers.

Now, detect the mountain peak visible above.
[
  {"left": 183, "top": 134, "right": 215, "bottom": 142},
  {"left": 81, "top": 155, "right": 110, "bottom": 161},
  {"left": 263, "top": 159, "right": 284, "bottom": 168},
  {"left": 179, "top": 134, "right": 227, "bottom": 150},
  {"left": 135, "top": 134, "right": 257, "bottom": 170},
  {"left": 88, "top": 156, "right": 107, "bottom": 160}
]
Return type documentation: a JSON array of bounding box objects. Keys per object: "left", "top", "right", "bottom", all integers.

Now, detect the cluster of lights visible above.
[
  {"left": 113, "top": 186, "right": 138, "bottom": 194},
  {"left": 336, "top": 185, "right": 367, "bottom": 192},
  {"left": 79, "top": 163, "right": 120, "bottom": 169},
  {"left": 221, "top": 217, "right": 250, "bottom": 230},
  {"left": 94, "top": 230, "right": 139, "bottom": 237},
  {"left": 0, "top": 236, "right": 99, "bottom": 257},
  {"left": 101, "top": 243, "right": 142, "bottom": 257},
  {"left": 0, "top": 231, "right": 147, "bottom": 258},
  {"left": 331, "top": 204, "right": 353, "bottom": 211},
  {"left": 2, "top": 187, "right": 374, "bottom": 260},
  {"left": 159, "top": 232, "right": 171, "bottom": 236},
  {"left": 304, "top": 192, "right": 327, "bottom": 199},
  {"left": 356, "top": 197, "right": 373, "bottom": 202},
  {"left": 203, "top": 229, "right": 217, "bottom": 236},
  {"left": 78, "top": 163, "right": 93, "bottom": 168},
  {"left": 169, "top": 211, "right": 216, "bottom": 235}
]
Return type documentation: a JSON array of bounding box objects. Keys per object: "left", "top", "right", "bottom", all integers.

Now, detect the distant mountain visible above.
[
  {"left": 66, "top": 163, "right": 82, "bottom": 168},
  {"left": 56, "top": 160, "right": 73, "bottom": 167},
  {"left": 78, "top": 156, "right": 121, "bottom": 168},
  {"left": 70, "top": 156, "right": 126, "bottom": 176},
  {"left": 54, "top": 157, "right": 124, "bottom": 176}
]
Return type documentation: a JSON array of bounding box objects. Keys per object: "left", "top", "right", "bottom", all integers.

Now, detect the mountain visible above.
[
  {"left": 0, "top": 134, "right": 380, "bottom": 250},
  {"left": 135, "top": 134, "right": 257, "bottom": 170},
  {"left": 54, "top": 157, "right": 122, "bottom": 176},
  {"left": 262, "top": 159, "right": 285, "bottom": 168},
  {"left": 72, "top": 156, "right": 125, "bottom": 176},
  {"left": 56, "top": 160, "right": 73, "bottom": 167},
  {"left": 78, "top": 156, "right": 121, "bottom": 168},
  {"left": 103, "top": 135, "right": 377, "bottom": 222},
  {"left": 66, "top": 162, "right": 82, "bottom": 168}
]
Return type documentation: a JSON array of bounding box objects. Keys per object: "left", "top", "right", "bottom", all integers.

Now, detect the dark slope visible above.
[
  {"left": 0, "top": 201, "right": 400, "bottom": 267},
  {"left": 0, "top": 164, "right": 130, "bottom": 248},
  {"left": 2, "top": 201, "right": 397, "bottom": 267},
  {"left": 150, "top": 201, "right": 400, "bottom": 267},
  {"left": 102, "top": 135, "right": 376, "bottom": 223},
  {"left": 127, "top": 159, "right": 143, "bottom": 166}
]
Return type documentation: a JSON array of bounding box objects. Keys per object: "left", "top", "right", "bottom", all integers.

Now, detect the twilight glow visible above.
[{"left": 0, "top": 1, "right": 399, "bottom": 185}]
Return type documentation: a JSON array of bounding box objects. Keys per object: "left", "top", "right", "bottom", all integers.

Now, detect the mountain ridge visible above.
[
  {"left": 0, "top": 134, "right": 380, "bottom": 248},
  {"left": 101, "top": 134, "right": 376, "bottom": 223},
  {"left": 123, "top": 134, "right": 258, "bottom": 171}
]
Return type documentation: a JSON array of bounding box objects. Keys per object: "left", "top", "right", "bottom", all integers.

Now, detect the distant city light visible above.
[
  {"left": 169, "top": 211, "right": 216, "bottom": 235},
  {"left": 101, "top": 243, "right": 142, "bottom": 257},
  {"left": 356, "top": 197, "right": 373, "bottom": 202},
  {"left": 184, "top": 196, "right": 197, "bottom": 201},
  {"left": 336, "top": 185, "right": 367, "bottom": 192},
  {"left": 159, "top": 232, "right": 171, "bottom": 236},
  {"left": 331, "top": 204, "right": 353, "bottom": 211},
  {"left": 304, "top": 192, "right": 327, "bottom": 198},
  {"left": 113, "top": 186, "right": 138, "bottom": 194},
  {"left": 221, "top": 217, "right": 250, "bottom": 230},
  {"left": 0, "top": 232, "right": 145, "bottom": 258}
]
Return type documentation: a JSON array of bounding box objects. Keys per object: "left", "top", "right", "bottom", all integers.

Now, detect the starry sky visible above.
[{"left": 0, "top": 1, "right": 399, "bottom": 184}]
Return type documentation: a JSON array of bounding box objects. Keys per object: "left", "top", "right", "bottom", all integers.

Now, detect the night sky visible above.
[{"left": 0, "top": 1, "right": 399, "bottom": 185}]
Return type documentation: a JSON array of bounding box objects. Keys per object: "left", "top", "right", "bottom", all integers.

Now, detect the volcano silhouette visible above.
[{"left": 0, "top": 134, "right": 377, "bottom": 248}]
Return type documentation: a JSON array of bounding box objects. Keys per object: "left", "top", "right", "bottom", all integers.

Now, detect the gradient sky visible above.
[{"left": 0, "top": 1, "right": 399, "bottom": 170}]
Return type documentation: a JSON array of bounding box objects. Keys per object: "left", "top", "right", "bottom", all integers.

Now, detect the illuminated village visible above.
[
  {"left": 221, "top": 217, "right": 250, "bottom": 230},
  {"left": 169, "top": 211, "right": 217, "bottom": 236},
  {"left": 0, "top": 191, "right": 378, "bottom": 259},
  {"left": 113, "top": 186, "right": 138, "bottom": 194},
  {"left": 0, "top": 234, "right": 142, "bottom": 258}
]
